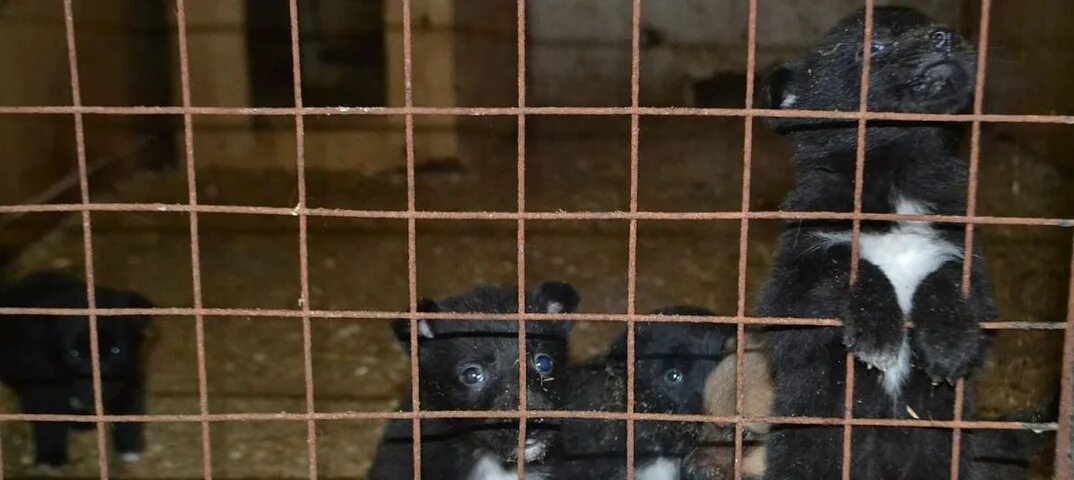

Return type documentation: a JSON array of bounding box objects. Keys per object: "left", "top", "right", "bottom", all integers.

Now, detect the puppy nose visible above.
[{"left": 930, "top": 29, "right": 954, "bottom": 52}]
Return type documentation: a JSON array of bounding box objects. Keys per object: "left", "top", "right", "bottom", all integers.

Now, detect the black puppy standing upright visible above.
[
  {"left": 756, "top": 8, "right": 994, "bottom": 480},
  {"left": 368, "top": 282, "right": 579, "bottom": 480},
  {"left": 0, "top": 271, "right": 152, "bottom": 467}
]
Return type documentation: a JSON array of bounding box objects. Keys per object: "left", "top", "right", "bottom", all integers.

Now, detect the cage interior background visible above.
[{"left": 0, "top": 0, "right": 1071, "bottom": 478}]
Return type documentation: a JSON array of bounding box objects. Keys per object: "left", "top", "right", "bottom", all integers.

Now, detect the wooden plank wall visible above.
[
  {"left": 976, "top": 0, "right": 1074, "bottom": 173},
  {"left": 0, "top": 0, "right": 175, "bottom": 263},
  {"left": 0, "top": 1, "right": 80, "bottom": 206},
  {"left": 189, "top": 0, "right": 463, "bottom": 174}
]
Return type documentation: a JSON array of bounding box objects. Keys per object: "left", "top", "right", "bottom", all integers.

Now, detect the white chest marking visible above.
[
  {"left": 881, "top": 337, "right": 913, "bottom": 398},
  {"left": 857, "top": 226, "right": 960, "bottom": 316},
  {"left": 636, "top": 457, "right": 680, "bottom": 480},
  {"left": 817, "top": 197, "right": 962, "bottom": 315},
  {"left": 815, "top": 196, "right": 962, "bottom": 397},
  {"left": 467, "top": 455, "right": 547, "bottom": 480}
]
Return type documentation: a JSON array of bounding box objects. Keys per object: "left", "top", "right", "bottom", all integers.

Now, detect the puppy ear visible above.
[
  {"left": 757, "top": 62, "right": 800, "bottom": 109},
  {"left": 528, "top": 281, "right": 580, "bottom": 314},
  {"left": 391, "top": 298, "right": 439, "bottom": 351}
]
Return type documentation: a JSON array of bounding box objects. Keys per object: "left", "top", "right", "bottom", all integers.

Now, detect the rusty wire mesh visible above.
[{"left": 0, "top": 0, "right": 1070, "bottom": 479}]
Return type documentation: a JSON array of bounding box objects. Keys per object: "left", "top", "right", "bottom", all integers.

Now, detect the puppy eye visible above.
[
  {"left": 532, "top": 353, "right": 554, "bottom": 375},
  {"left": 109, "top": 346, "right": 121, "bottom": 355},
  {"left": 663, "top": 368, "right": 684, "bottom": 384},
  {"left": 69, "top": 349, "right": 80, "bottom": 358},
  {"left": 459, "top": 365, "right": 486, "bottom": 386}
]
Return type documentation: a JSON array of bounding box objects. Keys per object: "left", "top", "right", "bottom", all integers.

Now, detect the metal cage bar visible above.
[
  {"left": 285, "top": 0, "right": 321, "bottom": 476},
  {"left": 172, "top": 0, "right": 214, "bottom": 477},
  {"left": 60, "top": 0, "right": 109, "bottom": 477}
]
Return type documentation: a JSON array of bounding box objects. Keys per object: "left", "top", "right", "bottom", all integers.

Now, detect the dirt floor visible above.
[{"left": 0, "top": 117, "right": 1070, "bottom": 478}]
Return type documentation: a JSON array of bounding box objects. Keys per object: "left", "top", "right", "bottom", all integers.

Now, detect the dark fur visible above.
[
  {"left": 0, "top": 271, "right": 152, "bottom": 467},
  {"left": 756, "top": 8, "right": 998, "bottom": 480},
  {"left": 556, "top": 306, "right": 733, "bottom": 479},
  {"left": 368, "top": 282, "right": 579, "bottom": 480}
]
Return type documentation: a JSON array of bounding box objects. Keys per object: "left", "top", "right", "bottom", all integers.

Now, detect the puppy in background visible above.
[
  {"left": 0, "top": 270, "right": 152, "bottom": 467},
  {"left": 368, "top": 282, "right": 579, "bottom": 480},
  {"left": 557, "top": 305, "right": 733, "bottom": 480},
  {"left": 682, "top": 332, "right": 772, "bottom": 480}
]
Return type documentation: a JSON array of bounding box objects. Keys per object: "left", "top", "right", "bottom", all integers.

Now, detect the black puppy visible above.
[
  {"left": 0, "top": 270, "right": 152, "bottom": 467},
  {"left": 556, "top": 306, "right": 733, "bottom": 479},
  {"left": 368, "top": 282, "right": 579, "bottom": 480},
  {"left": 755, "top": 7, "right": 996, "bottom": 480}
]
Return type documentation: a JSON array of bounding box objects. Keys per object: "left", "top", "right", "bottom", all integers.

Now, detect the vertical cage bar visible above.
[
  {"left": 173, "top": 0, "right": 213, "bottom": 477},
  {"left": 960, "top": 3, "right": 991, "bottom": 287},
  {"left": 950, "top": 1, "right": 993, "bottom": 477},
  {"left": 285, "top": 0, "right": 319, "bottom": 477},
  {"left": 625, "top": 0, "right": 642, "bottom": 477},
  {"left": 843, "top": 1, "right": 876, "bottom": 478},
  {"left": 401, "top": 0, "right": 422, "bottom": 478},
  {"left": 515, "top": 0, "right": 530, "bottom": 476},
  {"left": 61, "top": 1, "right": 109, "bottom": 477},
  {"left": 733, "top": 1, "right": 759, "bottom": 478}
]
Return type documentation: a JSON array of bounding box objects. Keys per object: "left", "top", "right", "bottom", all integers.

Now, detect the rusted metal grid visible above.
[{"left": 0, "top": 0, "right": 1070, "bottom": 479}]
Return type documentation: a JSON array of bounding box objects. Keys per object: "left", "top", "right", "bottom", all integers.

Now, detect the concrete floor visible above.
[{"left": 0, "top": 117, "right": 1069, "bottom": 478}]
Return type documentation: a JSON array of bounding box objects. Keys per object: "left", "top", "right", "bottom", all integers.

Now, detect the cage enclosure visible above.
[{"left": 0, "top": 0, "right": 1071, "bottom": 479}]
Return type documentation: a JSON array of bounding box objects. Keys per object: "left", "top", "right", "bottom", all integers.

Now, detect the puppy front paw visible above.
[
  {"left": 112, "top": 422, "right": 145, "bottom": 459},
  {"left": 843, "top": 285, "right": 905, "bottom": 372},
  {"left": 912, "top": 297, "right": 984, "bottom": 383}
]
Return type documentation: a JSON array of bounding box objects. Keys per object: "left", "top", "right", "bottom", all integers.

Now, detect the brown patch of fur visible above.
[{"left": 686, "top": 332, "right": 773, "bottom": 479}]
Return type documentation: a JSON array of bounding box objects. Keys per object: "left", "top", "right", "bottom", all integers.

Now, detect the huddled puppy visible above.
[
  {"left": 368, "top": 281, "right": 580, "bottom": 480},
  {"left": 755, "top": 7, "right": 996, "bottom": 479},
  {"left": 556, "top": 305, "right": 733, "bottom": 480},
  {"left": 0, "top": 270, "right": 152, "bottom": 467},
  {"left": 681, "top": 332, "right": 772, "bottom": 480}
]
